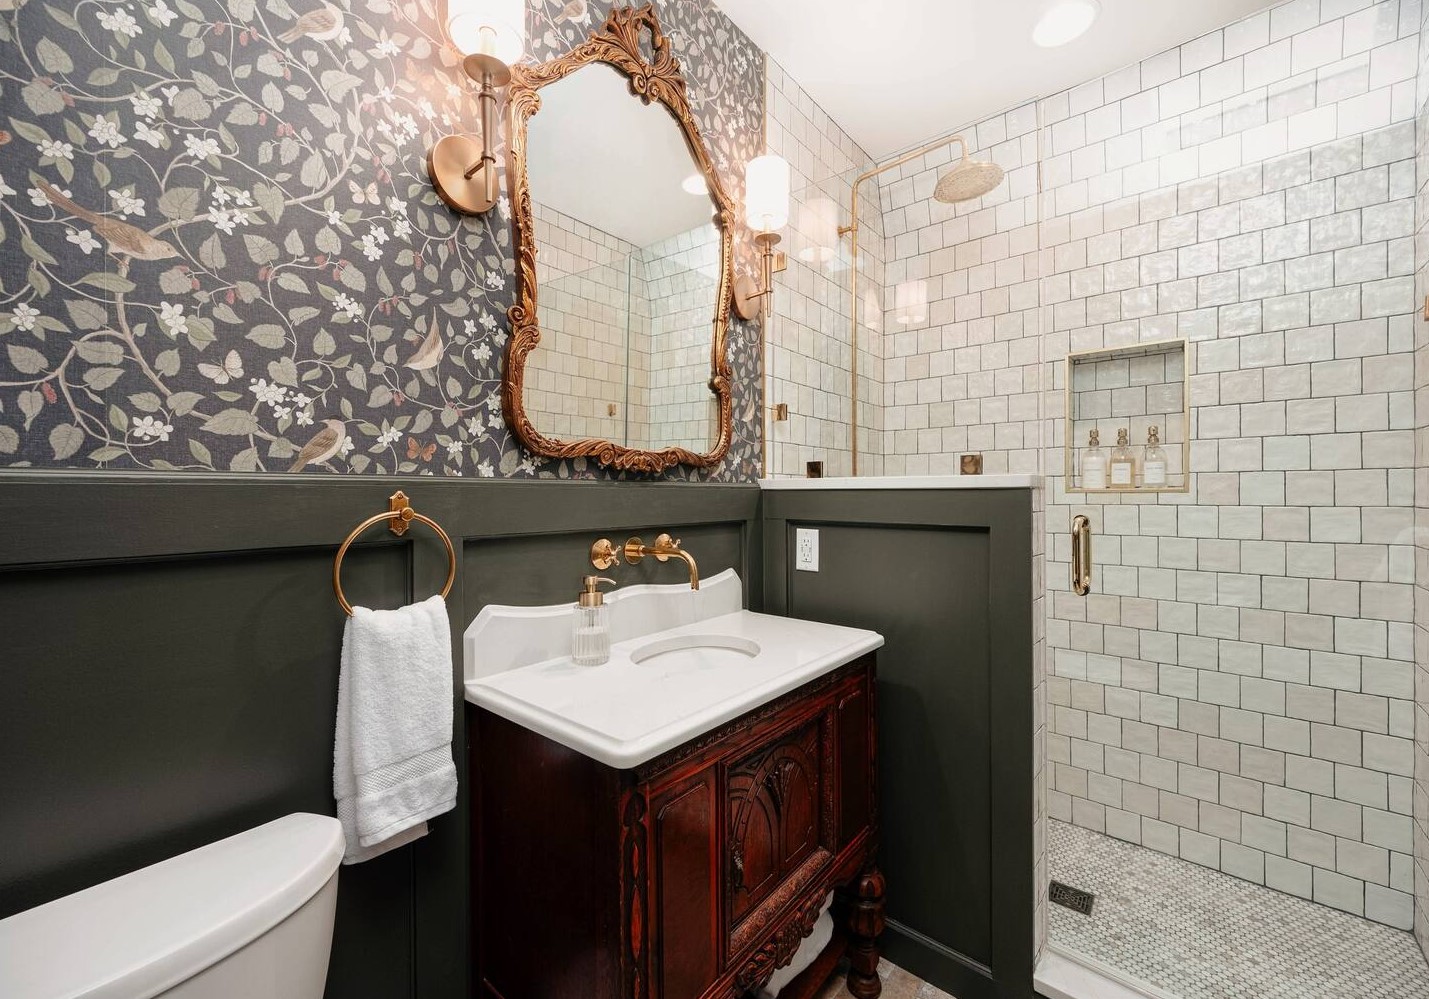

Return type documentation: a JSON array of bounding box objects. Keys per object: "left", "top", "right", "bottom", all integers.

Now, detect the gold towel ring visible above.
[{"left": 333, "top": 491, "right": 456, "bottom": 616}]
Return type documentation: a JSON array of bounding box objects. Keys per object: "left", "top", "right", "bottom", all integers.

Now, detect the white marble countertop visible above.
[
  {"left": 465, "top": 581, "right": 882, "bottom": 769},
  {"left": 758, "top": 474, "right": 1039, "bottom": 490}
]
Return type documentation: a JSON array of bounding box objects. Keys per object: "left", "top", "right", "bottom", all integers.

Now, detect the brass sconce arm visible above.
[
  {"left": 732, "top": 232, "right": 786, "bottom": 321},
  {"left": 428, "top": 53, "right": 512, "bottom": 215}
]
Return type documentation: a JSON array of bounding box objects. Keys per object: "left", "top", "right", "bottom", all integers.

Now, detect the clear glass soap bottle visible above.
[
  {"left": 572, "top": 576, "right": 616, "bottom": 666},
  {"left": 1109, "top": 427, "right": 1137, "bottom": 488},
  {"left": 1081, "top": 429, "right": 1107, "bottom": 490},
  {"left": 1143, "top": 425, "right": 1168, "bottom": 488}
]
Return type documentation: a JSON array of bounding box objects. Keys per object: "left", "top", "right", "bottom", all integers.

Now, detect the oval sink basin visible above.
[{"left": 629, "top": 634, "right": 762, "bottom": 667}]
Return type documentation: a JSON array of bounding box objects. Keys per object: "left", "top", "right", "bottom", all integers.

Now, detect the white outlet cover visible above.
[{"left": 795, "top": 528, "right": 819, "bottom": 572}]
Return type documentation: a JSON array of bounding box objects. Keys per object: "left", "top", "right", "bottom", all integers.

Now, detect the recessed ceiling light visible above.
[
  {"left": 681, "top": 173, "right": 708, "bottom": 196},
  {"left": 1033, "top": 0, "right": 1100, "bottom": 48}
]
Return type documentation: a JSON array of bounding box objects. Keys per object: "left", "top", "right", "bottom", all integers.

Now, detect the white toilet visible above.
[{"left": 0, "top": 812, "right": 343, "bottom": 999}]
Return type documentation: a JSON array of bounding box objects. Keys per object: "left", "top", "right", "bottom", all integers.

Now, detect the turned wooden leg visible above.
[{"left": 844, "top": 867, "right": 885, "bottom": 998}]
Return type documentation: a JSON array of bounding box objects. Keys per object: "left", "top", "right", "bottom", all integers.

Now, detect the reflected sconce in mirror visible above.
[
  {"left": 797, "top": 197, "right": 839, "bottom": 264},
  {"left": 733, "top": 154, "right": 790, "bottom": 321},
  {"left": 893, "top": 280, "right": 929, "bottom": 327},
  {"left": 427, "top": 0, "right": 525, "bottom": 215}
]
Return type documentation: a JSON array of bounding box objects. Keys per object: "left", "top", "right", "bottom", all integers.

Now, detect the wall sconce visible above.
[
  {"left": 797, "top": 197, "right": 839, "bottom": 264},
  {"left": 893, "top": 280, "right": 929, "bottom": 327},
  {"left": 427, "top": 0, "right": 525, "bottom": 215},
  {"left": 733, "top": 154, "right": 790, "bottom": 321}
]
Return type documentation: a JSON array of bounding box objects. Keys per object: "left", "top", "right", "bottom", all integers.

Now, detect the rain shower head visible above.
[{"left": 934, "top": 147, "right": 1005, "bottom": 204}]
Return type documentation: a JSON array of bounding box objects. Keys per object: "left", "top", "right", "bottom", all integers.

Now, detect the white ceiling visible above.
[
  {"left": 715, "top": 0, "right": 1277, "bottom": 160},
  {"left": 526, "top": 62, "right": 715, "bottom": 248}
]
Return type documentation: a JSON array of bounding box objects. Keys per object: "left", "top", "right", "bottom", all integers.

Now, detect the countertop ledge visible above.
[
  {"left": 466, "top": 600, "right": 883, "bottom": 769},
  {"left": 758, "top": 474, "right": 1039, "bottom": 490}
]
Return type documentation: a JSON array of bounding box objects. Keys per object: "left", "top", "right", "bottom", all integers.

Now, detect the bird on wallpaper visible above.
[
  {"left": 555, "top": 0, "right": 591, "bottom": 27},
  {"left": 36, "top": 181, "right": 178, "bottom": 262},
  {"left": 288, "top": 419, "right": 348, "bottom": 472},
  {"left": 403, "top": 313, "right": 445, "bottom": 371},
  {"left": 277, "top": 4, "right": 345, "bottom": 43}
]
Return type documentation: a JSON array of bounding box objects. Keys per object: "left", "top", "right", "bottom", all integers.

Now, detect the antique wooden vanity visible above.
[
  {"left": 472, "top": 653, "right": 881, "bottom": 999},
  {"left": 465, "top": 571, "right": 884, "bottom": 999}
]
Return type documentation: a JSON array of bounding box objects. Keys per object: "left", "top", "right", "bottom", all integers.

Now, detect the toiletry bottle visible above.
[
  {"left": 1109, "top": 428, "right": 1137, "bottom": 488},
  {"left": 1143, "top": 425, "right": 1168, "bottom": 488},
  {"left": 1081, "top": 429, "right": 1107, "bottom": 491},
  {"left": 572, "top": 576, "right": 616, "bottom": 666}
]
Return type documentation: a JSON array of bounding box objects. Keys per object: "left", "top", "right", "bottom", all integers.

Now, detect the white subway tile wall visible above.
[
  {"left": 1412, "top": 0, "right": 1429, "bottom": 959},
  {"left": 875, "top": 103, "right": 1045, "bottom": 477},
  {"left": 765, "top": 59, "right": 886, "bottom": 477},
  {"left": 529, "top": 203, "right": 648, "bottom": 446},
  {"left": 527, "top": 205, "right": 722, "bottom": 453},
  {"left": 1040, "top": 0, "right": 1421, "bottom": 932},
  {"left": 642, "top": 223, "right": 724, "bottom": 453}
]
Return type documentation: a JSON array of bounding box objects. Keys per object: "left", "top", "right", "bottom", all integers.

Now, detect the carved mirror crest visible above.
[{"left": 502, "top": 5, "right": 737, "bottom": 473}]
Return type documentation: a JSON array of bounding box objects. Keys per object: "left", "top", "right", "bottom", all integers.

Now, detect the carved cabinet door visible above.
[{"left": 726, "top": 718, "right": 827, "bottom": 926}]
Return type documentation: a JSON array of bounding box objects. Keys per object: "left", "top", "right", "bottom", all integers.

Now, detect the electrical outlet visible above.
[{"left": 795, "top": 528, "right": 819, "bottom": 572}]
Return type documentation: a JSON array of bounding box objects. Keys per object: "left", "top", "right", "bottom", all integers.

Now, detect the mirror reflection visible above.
[{"left": 522, "top": 62, "right": 722, "bottom": 454}]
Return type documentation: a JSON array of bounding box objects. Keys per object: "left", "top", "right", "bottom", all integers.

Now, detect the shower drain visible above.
[{"left": 1049, "top": 880, "right": 1095, "bottom": 915}]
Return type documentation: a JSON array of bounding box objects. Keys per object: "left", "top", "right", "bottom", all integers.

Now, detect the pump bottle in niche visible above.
[
  {"left": 1143, "top": 425, "right": 1168, "bottom": 487},
  {"left": 1081, "top": 429, "right": 1106, "bottom": 491},
  {"left": 1109, "top": 428, "right": 1136, "bottom": 488}
]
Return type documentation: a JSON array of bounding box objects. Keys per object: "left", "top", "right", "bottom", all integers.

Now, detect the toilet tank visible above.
[{"left": 0, "top": 812, "right": 343, "bottom": 999}]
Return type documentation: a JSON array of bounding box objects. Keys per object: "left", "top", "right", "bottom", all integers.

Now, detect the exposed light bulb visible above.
[{"left": 1032, "top": 0, "right": 1100, "bottom": 48}]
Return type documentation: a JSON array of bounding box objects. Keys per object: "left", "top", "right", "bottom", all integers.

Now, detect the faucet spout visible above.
[{"left": 623, "top": 533, "right": 700, "bottom": 590}]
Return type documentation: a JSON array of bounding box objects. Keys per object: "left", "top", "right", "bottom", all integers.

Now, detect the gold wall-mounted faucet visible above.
[{"left": 590, "top": 533, "right": 700, "bottom": 590}]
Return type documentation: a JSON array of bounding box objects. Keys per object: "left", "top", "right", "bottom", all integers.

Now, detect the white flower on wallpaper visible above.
[{"left": 0, "top": 0, "right": 764, "bottom": 480}]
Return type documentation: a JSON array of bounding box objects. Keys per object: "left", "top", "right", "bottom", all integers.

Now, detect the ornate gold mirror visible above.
[{"left": 503, "top": 5, "right": 736, "bottom": 473}]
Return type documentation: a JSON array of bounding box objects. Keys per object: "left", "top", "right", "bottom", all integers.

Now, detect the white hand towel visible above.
[
  {"left": 757, "top": 895, "right": 834, "bottom": 998},
  {"left": 333, "top": 594, "right": 457, "bottom": 864}
]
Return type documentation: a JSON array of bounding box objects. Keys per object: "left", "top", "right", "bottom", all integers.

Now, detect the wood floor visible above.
[{"left": 813, "top": 959, "right": 956, "bottom": 999}]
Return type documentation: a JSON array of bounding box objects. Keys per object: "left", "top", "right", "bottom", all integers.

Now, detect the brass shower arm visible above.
[
  {"left": 837, "top": 133, "right": 971, "bottom": 237},
  {"left": 838, "top": 131, "right": 974, "bottom": 475}
]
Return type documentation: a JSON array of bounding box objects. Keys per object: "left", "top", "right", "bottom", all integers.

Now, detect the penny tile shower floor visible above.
[
  {"left": 813, "top": 960, "right": 954, "bottom": 999},
  {"left": 1049, "top": 820, "right": 1429, "bottom": 999}
]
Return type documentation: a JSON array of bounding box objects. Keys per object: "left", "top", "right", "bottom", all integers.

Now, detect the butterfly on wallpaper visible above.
[
  {"left": 406, "top": 437, "right": 436, "bottom": 462},
  {"left": 348, "top": 180, "right": 379, "bottom": 205},
  {"left": 197, "top": 349, "right": 244, "bottom": 384}
]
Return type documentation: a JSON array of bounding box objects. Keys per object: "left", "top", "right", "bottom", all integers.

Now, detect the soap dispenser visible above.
[
  {"left": 572, "top": 576, "right": 616, "bottom": 666},
  {"left": 1081, "top": 429, "right": 1107, "bottom": 491}
]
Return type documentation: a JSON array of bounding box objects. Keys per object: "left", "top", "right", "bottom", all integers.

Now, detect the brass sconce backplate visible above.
[{"left": 428, "top": 134, "right": 499, "bottom": 215}]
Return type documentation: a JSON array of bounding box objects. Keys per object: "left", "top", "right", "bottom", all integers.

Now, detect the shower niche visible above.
[{"left": 1063, "top": 338, "right": 1190, "bottom": 494}]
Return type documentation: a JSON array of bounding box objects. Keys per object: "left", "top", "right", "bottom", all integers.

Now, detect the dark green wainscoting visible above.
[
  {"left": 0, "top": 474, "right": 762, "bottom": 999},
  {"left": 763, "top": 488, "right": 1036, "bottom": 999}
]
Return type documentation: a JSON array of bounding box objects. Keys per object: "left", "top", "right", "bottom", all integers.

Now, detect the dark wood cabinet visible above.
[{"left": 472, "top": 654, "right": 883, "bottom": 999}]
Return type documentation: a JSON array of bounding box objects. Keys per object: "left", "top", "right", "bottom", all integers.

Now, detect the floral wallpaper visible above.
[{"left": 0, "top": 0, "right": 764, "bottom": 479}]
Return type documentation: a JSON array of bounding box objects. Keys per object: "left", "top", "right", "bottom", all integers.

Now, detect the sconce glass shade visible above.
[
  {"left": 893, "top": 280, "right": 929, "bottom": 326},
  {"left": 797, "top": 196, "right": 839, "bottom": 263},
  {"left": 744, "top": 154, "right": 790, "bottom": 234},
  {"left": 448, "top": 0, "right": 526, "bottom": 65}
]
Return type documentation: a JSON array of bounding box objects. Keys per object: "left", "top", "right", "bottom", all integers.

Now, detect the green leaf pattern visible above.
[{"left": 0, "top": 0, "right": 763, "bottom": 480}]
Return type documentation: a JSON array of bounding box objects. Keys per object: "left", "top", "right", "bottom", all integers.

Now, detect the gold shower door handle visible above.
[{"left": 1071, "top": 515, "right": 1092, "bottom": 596}]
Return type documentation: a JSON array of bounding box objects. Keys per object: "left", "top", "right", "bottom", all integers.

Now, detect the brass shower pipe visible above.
[{"left": 838, "top": 133, "right": 976, "bottom": 476}]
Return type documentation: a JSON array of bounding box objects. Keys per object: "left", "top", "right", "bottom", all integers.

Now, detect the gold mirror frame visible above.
[{"left": 502, "top": 4, "right": 737, "bottom": 473}]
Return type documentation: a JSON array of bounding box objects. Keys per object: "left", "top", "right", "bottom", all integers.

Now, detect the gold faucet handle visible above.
[
  {"left": 590, "top": 538, "right": 621, "bottom": 571},
  {"left": 653, "top": 533, "right": 680, "bottom": 560}
]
